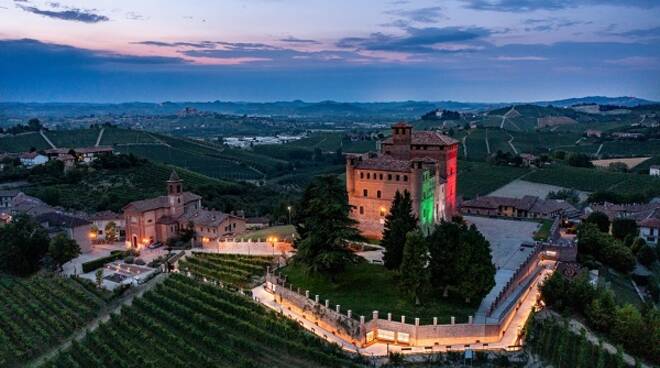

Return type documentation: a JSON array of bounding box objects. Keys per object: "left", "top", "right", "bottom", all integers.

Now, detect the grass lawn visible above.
[
  {"left": 599, "top": 267, "right": 643, "bottom": 308},
  {"left": 533, "top": 219, "right": 554, "bottom": 241},
  {"left": 243, "top": 225, "right": 297, "bottom": 241},
  {"left": 457, "top": 160, "right": 531, "bottom": 199},
  {"left": 281, "top": 262, "right": 477, "bottom": 324}
]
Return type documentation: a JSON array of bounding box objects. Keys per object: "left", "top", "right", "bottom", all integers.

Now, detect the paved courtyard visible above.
[{"left": 464, "top": 215, "right": 539, "bottom": 271}]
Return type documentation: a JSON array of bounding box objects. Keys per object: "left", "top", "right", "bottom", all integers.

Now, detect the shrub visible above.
[
  {"left": 124, "top": 256, "right": 135, "bottom": 264},
  {"left": 135, "top": 258, "right": 146, "bottom": 266}
]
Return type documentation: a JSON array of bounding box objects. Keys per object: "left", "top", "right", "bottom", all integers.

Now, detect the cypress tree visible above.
[
  {"left": 399, "top": 230, "right": 430, "bottom": 305},
  {"left": 382, "top": 190, "right": 417, "bottom": 270}
]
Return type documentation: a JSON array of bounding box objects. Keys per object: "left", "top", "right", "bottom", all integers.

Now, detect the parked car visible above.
[{"left": 147, "top": 242, "right": 163, "bottom": 249}]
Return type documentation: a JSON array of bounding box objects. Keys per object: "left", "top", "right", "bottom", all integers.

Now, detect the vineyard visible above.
[
  {"left": 527, "top": 315, "right": 630, "bottom": 368},
  {"left": 0, "top": 131, "right": 50, "bottom": 152},
  {"left": 43, "top": 274, "right": 366, "bottom": 368},
  {"left": 178, "top": 253, "right": 274, "bottom": 288},
  {"left": 0, "top": 275, "right": 109, "bottom": 367}
]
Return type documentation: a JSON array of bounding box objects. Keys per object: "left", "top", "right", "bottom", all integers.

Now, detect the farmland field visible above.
[
  {"left": 524, "top": 164, "right": 660, "bottom": 194},
  {"left": 43, "top": 274, "right": 365, "bottom": 368},
  {"left": 45, "top": 129, "right": 99, "bottom": 148},
  {"left": 0, "top": 275, "right": 109, "bottom": 367},
  {"left": 457, "top": 160, "right": 530, "bottom": 199},
  {"left": 0, "top": 132, "right": 50, "bottom": 152},
  {"left": 100, "top": 127, "right": 158, "bottom": 145},
  {"left": 178, "top": 253, "right": 274, "bottom": 288}
]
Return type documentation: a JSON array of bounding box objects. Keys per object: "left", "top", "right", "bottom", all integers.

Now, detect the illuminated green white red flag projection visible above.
[{"left": 1, "top": 0, "right": 659, "bottom": 102}]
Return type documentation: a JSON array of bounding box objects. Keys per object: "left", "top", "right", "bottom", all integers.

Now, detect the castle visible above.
[{"left": 346, "top": 123, "right": 458, "bottom": 239}]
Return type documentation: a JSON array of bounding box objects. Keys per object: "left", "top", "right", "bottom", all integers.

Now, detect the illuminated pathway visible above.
[{"left": 252, "top": 263, "right": 555, "bottom": 356}]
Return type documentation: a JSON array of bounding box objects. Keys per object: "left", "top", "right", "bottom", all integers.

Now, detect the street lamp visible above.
[
  {"left": 268, "top": 236, "right": 278, "bottom": 256},
  {"left": 287, "top": 206, "right": 292, "bottom": 225}
]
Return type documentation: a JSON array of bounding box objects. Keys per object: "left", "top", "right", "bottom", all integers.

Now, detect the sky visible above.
[{"left": 1, "top": 0, "right": 659, "bottom": 102}]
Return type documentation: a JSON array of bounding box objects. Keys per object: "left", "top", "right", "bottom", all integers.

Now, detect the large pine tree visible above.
[
  {"left": 399, "top": 230, "right": 430, "bottom": 305},
  {"left": 427, "top": 219, "right": 496, "bottom": 302},
  {"left": 382, "top": 190, "right": 418, "bottom": 270},
  {"left": 292, "top": 175, "right": 362, "bottom": 278}
]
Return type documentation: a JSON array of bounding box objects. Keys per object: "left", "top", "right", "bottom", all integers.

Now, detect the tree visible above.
[
  {"left": 612, "top": 304, "right": 645, "bottom": 353},
  {"left": 540, "top": 272, "right": 570, "bottom": 311},
  {"left": 585, "top": 289, "right": 616, "bottom": 332},
  {"left": 105, "top": 221, "right": 117, "bottom": 242},
  {"left": 611, "top": 218, "right": 638, "bottom": 240},
  {"left": 567, "top": 153, "right": 593, "bottom": 168},
  {"left": 585, "top": 211, "right": 610, "bottom": 233},
  {"left": 0, "top": 214, "right": 50, "bottom": 276},
  {"left": 636, "top": 244, "right": 657, "bottom": 267},
  {"left": 427, "top": 220, "right": 495, "bottom": 302},
  {"left": 95, "top": 269, "right": 104, "bottom": 288},
  {"left": 293, "top": 175, "right": 362, "bottom": 277},
  {"left": 48, "top": 234, "right": 81, "bottom": 270},
  {"left": 456, "top": 224, "right": 497, "bottom": 302},
  {"left": 382, "top": 190, "right": 417, "bottom": 270},
  {"left": 399, "top": 231, "right": 430, "bottom": 305}
]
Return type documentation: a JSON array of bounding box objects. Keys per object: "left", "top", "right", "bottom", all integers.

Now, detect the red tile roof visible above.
[
  {"left": 353, "top": 157, "right": 412, "bottom": 172},
  {"left": 382, "top": 131, "right": 458, "bottom": 146},
  {"left": 123, "top": 192, "right": 201, "bottom": 212}
]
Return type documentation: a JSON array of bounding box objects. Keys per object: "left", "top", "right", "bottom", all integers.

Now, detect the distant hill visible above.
[{"left": 0, "top": 96, "right": 656, "bottom": 120}]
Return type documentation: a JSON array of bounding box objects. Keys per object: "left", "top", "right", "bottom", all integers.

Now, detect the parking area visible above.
[{"left": 464, "top": 215, "right": 540, "bottom": 271}]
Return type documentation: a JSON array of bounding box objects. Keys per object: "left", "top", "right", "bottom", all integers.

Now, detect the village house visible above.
[
  {"left": 650, "top": 165, "right": 660, "bottom": 177},
  {"left": 246, "top": 216, "right": 270, "bottom": 230},
  {"left": 640, "top": 209, "right": 660, "bottom": 245},
  {"left": 3, "top": 192, "right": 95, "bottom": 252},
  {"left": 345, "top": 123, "right": 458, "bottom": 239},
  {"left": 0, "top": 190, "right": 19, "bottom": 210},
  {"left": 585, "top": 129, "right": 602, "bottom": 138},
  {"left": 461, "top": 195, "right": 577, "bottom": 219},
  {"left": 89, "top": 210, "right": 125, "bottom": 242},
  {"left": 19, "top": 151, "right": 48, "bottom": 167},
  {"left": 123, "top": 171, "right": 246, "bottom": 249},
  {"left": 45, "top": 146, "right": 113, "bottom": 164},
  {"left": 35, "top": 212, "right": 93, "bottom": 253},
  {"left": 519, "top": 153, "right": 538, "bottom": 167}
]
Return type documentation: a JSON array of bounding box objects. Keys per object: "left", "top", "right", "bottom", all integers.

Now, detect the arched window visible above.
[
  {"left": 363, "top": 189, "right": 368, "bottom": 197},
  {"left": 377, "top": 190, "right": 382, "bottom": 198}
]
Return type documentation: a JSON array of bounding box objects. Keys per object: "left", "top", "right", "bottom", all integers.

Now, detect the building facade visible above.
[
  {"left": 461, "top": 195, "right": 577, "bottom": 219},
  {"left": 123, "top": 171, "right": 246, "bottom": 249},
  {"left": 346, "top": 123, "right": 458, "bottom": 239}
]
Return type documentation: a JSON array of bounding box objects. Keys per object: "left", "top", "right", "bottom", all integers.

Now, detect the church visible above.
[
  {"left": 123, "top": 171, "right": 246, "bottom": 249},
  {"left": 345, "top": 123, "right": 458, "bottom": 239}
]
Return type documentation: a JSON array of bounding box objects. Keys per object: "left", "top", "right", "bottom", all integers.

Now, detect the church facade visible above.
[
  {"left": 345, "top": 123, "right": 458, "bottom": 239},
  {"left": 123, "top": 171, "right": 246, "bottom": 249}
]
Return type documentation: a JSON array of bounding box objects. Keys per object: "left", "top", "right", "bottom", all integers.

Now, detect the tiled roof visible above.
[
  {"left": 18, "top": 151, "right": 42, "bottom": 159},
  {"left": 75, "top": 146, "right": 113, "bottom": 154},
  {"left": 123, "top": 192, "right": 201, "bottom": 212},
  {"left": 392, "top": 122, "right": 412, "bottom": 128},
  {"left": 179, "top": 209, "right": 242, "bottom": 227},
  {"left": 353, "top": 157, "right": 412, "bottom": 172},
  {"left": 0, "top": 190, "right": 19, "bottom": 197},
  {"left": 382, "top": 131, "right": 458, "bottom": 146},
  {"left": 462, "top": 195, "right": 576, "bottom": 215},
  {"left": 246, "top": 216, "right": 270, "bottom": 224},
  {"left": 640, "top": 208, "right": 660, "bottom": 228},
  {"left": 651, "top": 165, "right": 660, "bottom": 170},
  {"left": 589, "top": 202, "right": 660, "bottom": 222},
  {"left": 36, "top": 212, "right": 91, "bottom": 228},
  {"left": 90, "top": 210, "right": 122, "bottom": 221}
]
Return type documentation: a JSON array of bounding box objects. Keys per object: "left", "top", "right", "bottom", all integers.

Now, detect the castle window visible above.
[
  {"left": 380, "top": 208, "right": 386, "bottom": 217},
  {"left": 379, "top": 173, "right": 383, "bottom": 180},
  {"left": 396, "top": 175, "right": 400, "bottom": 181},
  {"left": 359, "top": 206, "right": 364, "bottom": 215},
  {"left": 377, "top": 190, "right": 382, "bottom": 198},
  {"left": 363, "top": 189, "right": 368, "bottom": 197},
  {"left": 177, "top": 198, "right": 181, "bottom": 204},
  {"left": 388, "top": 174, "right": 392, "bottom": 180},
  {"left": 403, "top": 175, "right": 408, "bottom": 182},
  {"left": 360, "top": 172, "right": 364, "bottom": 179},
  {"left": 177, "top": 184, "right": 181, "bottom": 193},
  {"left": 367, "top": 173, "right": 371, "bottom": 179}
]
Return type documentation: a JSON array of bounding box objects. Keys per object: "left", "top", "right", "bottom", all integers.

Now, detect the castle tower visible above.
[
  {"left": 389, "top": 122, "right": 412, "bottom": 160},
  {"left": 167, "top": 170, "right": 184, "bottom": 215}
]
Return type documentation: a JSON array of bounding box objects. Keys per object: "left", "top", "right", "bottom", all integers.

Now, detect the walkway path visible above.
[
  {"left": 28, "top": 273, "right": 168, "bottom": 367},
  {"left": 595, "top": 143, "right": 604, "bottom": 156},
  {"left": 95, "top": 127, "right": 105, "bottom": 146},
  {"left": 507, "top": 133, "right": 519, "bottom": 155},
  {"left": 485, "top": 130, "right": 491, "bottom": 155},
  {"left": 40, "top": 129, "right": 56, "bottom": 149}
]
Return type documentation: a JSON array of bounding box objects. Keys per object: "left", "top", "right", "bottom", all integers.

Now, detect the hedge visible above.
[{"left": 82, "top": 252, "right": 125, "bottom": 273}]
